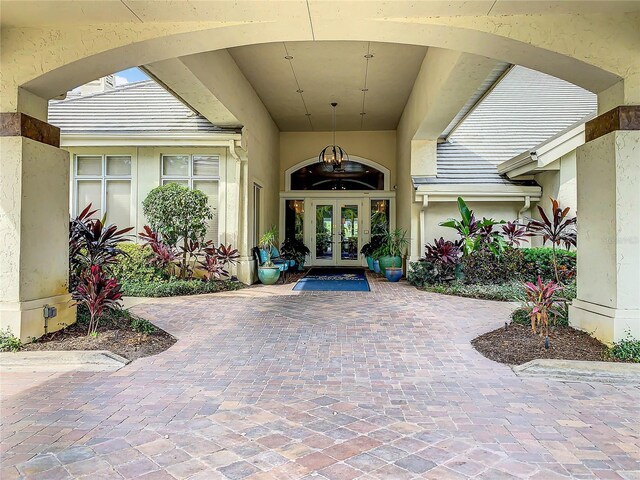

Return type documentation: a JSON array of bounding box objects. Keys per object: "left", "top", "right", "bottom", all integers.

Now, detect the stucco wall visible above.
[
  {"left": 279, "top": 131, "right": 396, "bottom": 191},
  {"left": 423, "top": 201, "right": 524, "bottom": 249}
]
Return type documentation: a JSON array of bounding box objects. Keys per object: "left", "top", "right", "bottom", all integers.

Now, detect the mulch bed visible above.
[
  {"left": 472, "top": 323, "right": 609, "bottom": 365},
  {"left": 22, "top": 310, "right": 176, "bottom": 362}
]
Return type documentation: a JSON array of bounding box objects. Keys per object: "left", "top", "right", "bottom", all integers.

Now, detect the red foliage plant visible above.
[
  {"left": 524, "top": 276, "right": 564, "bottom": 337},
  {"left": 72, "top": 265, "right": 123, "bottom": 336}
]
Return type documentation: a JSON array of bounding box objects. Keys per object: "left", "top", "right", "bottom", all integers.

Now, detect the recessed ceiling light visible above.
[
  {"left": 285, "top": 55, "right": 293, "bottom": 60},
  {"left": 361, "top": 88, "right": 368, "bottom": 92},
  {"left": 296, "top": 89, "right": 304, "bottom": 93},
  {"left": 364, "top": 54, "right": 374, "bottom": 59}
]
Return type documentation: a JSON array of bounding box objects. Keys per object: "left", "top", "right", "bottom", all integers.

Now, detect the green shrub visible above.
[
  {"left": 112, "top": 243, "right": 167, "bottom": 283},
  {"left": 521, "top": 247, "right": 576, "bottom": 282},
  {"left": 130, "top": 317, "right": 156, "bottom": 334},
  {"left": 407, "top": 260, "right": 452, "bottom": 287},
  {"left": 0, "top": 328, "right": 21, "bottom": 352},
  {"left": 461, "top": 247, "right": 524, "bottom": 284},
  {"left": 121, "top": 279, "right": 242, "bottom": 297},
  {"left": 423, "top": 281, "right": 526, "bottom": 302},
  {"left": 607, "top": 331, "right": 640, "bottom": 363}
]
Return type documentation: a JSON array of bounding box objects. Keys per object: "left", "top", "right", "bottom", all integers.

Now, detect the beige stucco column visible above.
[
  {"left": 569, "top": 105, "right": 640, "bottom": 344},
  {"left": 0, "top": 98, "right": 76, "bottom": 341}
]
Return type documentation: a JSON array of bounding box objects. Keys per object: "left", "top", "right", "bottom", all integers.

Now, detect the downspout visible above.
[{"left": 519, "top": 195, "right": 531, "bottom": 223}]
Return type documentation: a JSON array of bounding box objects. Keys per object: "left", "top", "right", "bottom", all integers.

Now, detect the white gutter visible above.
[{"left": 61, "top": 132, "right": 242, "bottom": 147}]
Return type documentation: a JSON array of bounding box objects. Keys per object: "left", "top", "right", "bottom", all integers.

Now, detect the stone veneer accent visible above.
[
  {"left": 0, "top": 112, "right": 60, "bottom": 147},
  {"left": 585, "top": 105, "right": 640, "bottom": 142}
]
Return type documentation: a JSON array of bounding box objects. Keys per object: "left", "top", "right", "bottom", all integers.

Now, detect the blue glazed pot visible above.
[
  {"left": 366, "top": 256, "right": 374, "bottom": 271},
  {"left": 385, "top": 267, "right": 403, "bottom": 282},
  {"left": 373, "top": 259, "right": 381, "bottom": 274},
  {"left": 257, "top": 266, "right": 280, "bottom": 285}
]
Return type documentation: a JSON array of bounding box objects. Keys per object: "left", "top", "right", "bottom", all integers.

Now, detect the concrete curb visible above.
[
  {"left": 0, "top": 350, "right": 130, "bottom": 373},
  {"left": 512, "top": 359, "right": 640, "bottom": 385}
]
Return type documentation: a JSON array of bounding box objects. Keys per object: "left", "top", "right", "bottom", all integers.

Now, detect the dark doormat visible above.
[{"left": 293, "top": 267, "right": 370, "bottom": 292}]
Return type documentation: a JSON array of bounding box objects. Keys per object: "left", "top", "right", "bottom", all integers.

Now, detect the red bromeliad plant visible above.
[
  {"left": 72, "top": 265, "right": 123, "bottom": 336},
  {"left": 524, "top": 276, "right": 564, "bottom": 337},
  {"left": 527, "top": 198, "right": 577, "bottom": 284}
]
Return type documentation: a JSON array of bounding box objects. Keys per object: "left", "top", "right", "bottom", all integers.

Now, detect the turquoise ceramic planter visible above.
[
  {"left": 297, "top": 260, "right": 305, "bottom": 271},
  {"left": 366, "top": 256, "right": 374, "bottom": 271},
  {"left": 258, "top": 266, "right": 280, "bottom": 285},
  {"left": 378, "top": 255, "right": 402, "bottom": 275},
  {"left": 385, "top": 267, "right": 403, "bottom": 282},
  {"left": 373, "top": 259, "right": 381, "bottom": 273}
]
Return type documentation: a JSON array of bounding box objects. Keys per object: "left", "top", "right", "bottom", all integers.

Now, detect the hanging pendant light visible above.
[{"left": 319, "top": 102, "right": 349, "bottom": 172}]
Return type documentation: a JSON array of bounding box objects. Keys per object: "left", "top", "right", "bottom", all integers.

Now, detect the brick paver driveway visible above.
[{"left": 2, "top": 276, "right": 639, "bottom": 479}]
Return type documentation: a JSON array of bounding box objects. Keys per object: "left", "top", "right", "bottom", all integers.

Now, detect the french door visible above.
[{"left": 312, "top": 199, "right": 362, "bottom": 266}]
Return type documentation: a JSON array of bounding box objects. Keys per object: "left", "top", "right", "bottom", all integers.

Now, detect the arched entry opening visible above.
[{"left": 281, "top": 156, "right": 394, "bottom": 267}]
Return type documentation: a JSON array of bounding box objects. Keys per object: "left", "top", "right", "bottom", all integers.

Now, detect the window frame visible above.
[
  {"left": 160, "top": 154, "right": 220, "bottom": 188},
  {"left": 73, "top": 154, "right": 132, "bottom": 217}
]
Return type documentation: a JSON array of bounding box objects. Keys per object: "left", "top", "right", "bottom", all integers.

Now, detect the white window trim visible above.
[
  {"left": 73, "top": 154, "right": 132, "bottom": 216},
  {"left": 160, "top": 153, "right": 221, "bottom": 187}
]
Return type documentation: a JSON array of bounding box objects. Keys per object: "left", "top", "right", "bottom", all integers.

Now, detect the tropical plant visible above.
[
  {"left": 385, "top": 228, "right": 409, "bottom": 257},
  {"left": 142, "top": 183, "right": 213, "bottom": 278},
  {"left": 258, "top": 226, "right": 278, "bottom": 266},
  {"left": 521, "top": 247, "right": 576, "bottom": 283},
  {"left": 424, "top": 237, "right": 461, "bottom": 265},
  {"left": 138, "top": 226, "right": 179, "bottom": 274},
  {"left": 360, "top": 234, "right": 385, "bottom": 258},
  {"left": 197, "top": 244, "right": 239, "bottom": 281},
  {"left": 461, "top": 248, "right": 524, "bottom": 285},
  {"left": 527, "top": 198, "right": 577, "bottom": 284},
  {"left": 407, "top": 261, "right": 440, "bottom": 287},
  {"left": 112, "top": 243, "right": 166, "bottom": 283},
  {"left": 281, "top": 237, "right": 310, "bottom": 264},
  {"left": 523, "top": 276, "right": 564, "bottom": 337},
  {"left": 69, "top": 203, "right": 133, "bottom": 290},
  {"left": 502, "top": 221, "right": 528, "bottom": 247},
  {"left": 440, "top": 197, "right": 505, "bottom": 256},
  {"left": 72, "top": 265, "right": 123, "bottom": 336}
]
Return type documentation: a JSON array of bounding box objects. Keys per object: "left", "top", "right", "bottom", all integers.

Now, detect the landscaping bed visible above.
[
  {"left": 21, "top": 308, "right": 175, "bottom": 361},
  {"left": 121, "top": 278, "right": 244, "bottom": 297},
  {"left": 472, "top": 323, "right": 608, "bottom": 365}
]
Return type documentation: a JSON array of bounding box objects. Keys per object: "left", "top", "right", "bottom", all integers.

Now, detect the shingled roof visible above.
[
  {"left": 48, "top": 80, "right": 236, "bottom": 135},
  {"left": 413, "top": 66, "right": 597, "bottom": 186}
]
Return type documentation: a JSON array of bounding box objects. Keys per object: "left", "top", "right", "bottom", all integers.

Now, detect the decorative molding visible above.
[
  {"left": 0, "top": 112, "right": 61, "bottom": 147},
  {"left": 585, "top": 105, "right": 640, "bottom": 142}
]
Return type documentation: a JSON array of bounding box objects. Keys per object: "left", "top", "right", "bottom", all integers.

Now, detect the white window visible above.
[
  {"left": 161, "top": 154, "right": 220, "bottom": 242},
  {"left": 74, "top": 155, "right": 132, "bottom": 229}
]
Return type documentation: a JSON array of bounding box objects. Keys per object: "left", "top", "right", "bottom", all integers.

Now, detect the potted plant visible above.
[
  {"left": 281, "top": 237, "right": 310, "bottom": 271},
  {"left": 360, "top": 234, "right": 384, "bottom": 271},
  {"left": 257, "top": 226, "right": 281, "bottom": 285},
  {"left": 378, "top": 228, "right": 408, "bottom": 275},
  {"left": 384, "top": 266, "right": 403, "bottom": 282}
]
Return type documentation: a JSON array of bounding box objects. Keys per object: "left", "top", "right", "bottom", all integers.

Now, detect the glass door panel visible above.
[
  {"left": 314, "top": 204, "right": 334, "bottom": 263},
  {"left": 339, "top": 204, "right": 359, "bottom": 262}
]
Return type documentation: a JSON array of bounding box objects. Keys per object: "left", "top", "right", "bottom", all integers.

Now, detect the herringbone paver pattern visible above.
[{"left": 1, "top": 275, "right": 639, "bottom": 479}]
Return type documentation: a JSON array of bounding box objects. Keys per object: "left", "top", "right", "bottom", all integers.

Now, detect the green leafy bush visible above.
[
  {"left": 607, "top": 331, "right": 640, "bottom": 363},
  {"left": 521, "top": 247, "right": 576, "bottom": 282},
  {"left": 112, "top": 243, "right": 167, "bottom": 283},
  {"left": 423, "top": 281, "right": 527, "bottom": 302},
  {"left": 121, "top": 279, "right": 242, "bottom": 297},
  {"left": 0, "top": 328, "right": 21, "bottom": 352},
  {"left": 130, "top": 317, "right": 157, "bottom": 334},
  {"left": 407, "top": 260, "right": 451, "bottom": 286},
  {"left": 461, "top": 248, "right": 524, "bottom": 284}
]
